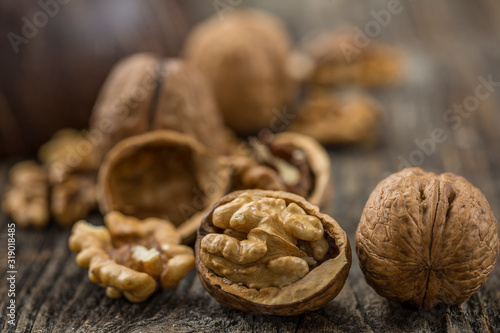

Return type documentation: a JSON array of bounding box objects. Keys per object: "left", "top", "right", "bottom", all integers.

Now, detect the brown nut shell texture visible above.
[
  {"left": 90, "top": 54, "right": 228, "bottom": 162},
  {"left": 69, "top": 211, "right": 195, "bottom": 303},
  {"left": 196, "top": 190, "right": 351, "bottom": 316},
  {"left": 228, "top": 132, "right": 331, "bottom": 210},
  {"left": 98, "top": 130, "right": 229, "bottom": 243},
  {"left": 183, "top": 9, "right": 296, "bottom": 135},
  {"left": 356, "top": 168, "right": 499, "bottom": 308}
]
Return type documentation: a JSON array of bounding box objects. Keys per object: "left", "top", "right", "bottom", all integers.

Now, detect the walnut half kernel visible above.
[
  {"left": 69, "top": 211, "right": 195, "bottom": 302},
  {"left": 196, "top": 190, "right": 351, "bottom": 316}
]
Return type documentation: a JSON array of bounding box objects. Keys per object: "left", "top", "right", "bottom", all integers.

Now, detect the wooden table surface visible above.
[{"left": 1, "top": 0, "right": 500, "bottom": 332}]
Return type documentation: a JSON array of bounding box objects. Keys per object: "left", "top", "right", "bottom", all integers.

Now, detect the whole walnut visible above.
[
  {"left": 183, "top": 9, "right": 296, "bottom": 135},
  {"left": 356, "top": 168, "right": 499, "bottom": 308},
  {"left": 89, "top": 53, "right": 229, "bottom": 163}
]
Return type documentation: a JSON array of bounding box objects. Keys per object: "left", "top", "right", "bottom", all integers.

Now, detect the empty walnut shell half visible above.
[
  {"left": 228, "top": 132, "right": 331, "bottom": 210},
  {"left": 183, "top": 9, "right": 296, "bottom": 135},
  {"left": 196, "top": 190, "right": 351, "bottom": 316},
  {"left": 98, "top": 130, "right": 229, "bottom": 243},
  {"left": 296, "top": 28, "right": 404, "bottom": 87},
  {"left": 89, "top": 53, "right": 228, "bottom": 163},
  {"left": 356, "top": 168, "right": 499, "bottom": 308}
]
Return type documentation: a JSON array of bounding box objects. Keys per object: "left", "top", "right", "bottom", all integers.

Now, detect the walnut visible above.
[
  {"left": 98, "top": 130, "right": 230, "bottom": 243},
  {"left": 38, "top": 128, "right": 99, "bottom": 183},
  {"left": 183, "top": 9, "right": 296, "bottom": 135},
  {"left": 69, "top": 211, "right": 195, "bottom": 302},
  {"left": 356, "top": 168, "right": 499, "bottom": 308},
  {"left": 287, "top": 90, "right": 382, "bottom": 145},
  {"left": 36, "top": 128, "right": 99, "bottom": 226},
  {"left": 2, "top": 161, "right": 50, "bottom": 228},
  {"left": 297, "top": 28, "right": 404, "bottom": 87},
  {"left": 228, "top": 132, "right": 331, "bottom": 209},
  {"left": 196, "top": 190, "right": 351, "bottom": 315},
  {"left": 89, "top": 53, "right": 229, "bottom": 163},
  {"left": 51, "top": 173, "right": 97, "bottom": 227}
]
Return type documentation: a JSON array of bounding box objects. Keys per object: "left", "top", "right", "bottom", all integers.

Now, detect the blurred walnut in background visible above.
[{"left": 183, "top": 9, "right": 296, "bottom": 135}]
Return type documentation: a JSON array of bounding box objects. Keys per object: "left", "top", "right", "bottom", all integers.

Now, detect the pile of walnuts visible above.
[{"left": 2, "top": 8, "right": 498, "bottom": 317}]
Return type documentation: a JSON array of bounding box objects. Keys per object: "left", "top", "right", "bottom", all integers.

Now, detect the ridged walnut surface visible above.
[
  {"left": 356, "top": 168, "right": 499, "bottom": 308},
  {"left": 89, "top": 54, "right": 227, "bottom": 162}
]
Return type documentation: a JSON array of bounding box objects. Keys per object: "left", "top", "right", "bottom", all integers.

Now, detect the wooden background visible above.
[{"left": 1, "top": 0, "right": 500, "bottom": 332}]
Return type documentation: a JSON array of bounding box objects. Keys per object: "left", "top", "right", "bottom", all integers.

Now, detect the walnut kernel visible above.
[
  {"left": 2, "top": 161, "right": 50, "bottom": 228},
  {"left": 196, "top": 190, "right": 351, "bottom": 315},
  {"left": 69, "top": 211, "right": 195, "bottom": 302}
]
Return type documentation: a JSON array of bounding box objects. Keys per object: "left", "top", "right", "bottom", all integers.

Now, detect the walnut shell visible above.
[
  {"left": 287, "top": 90, "right": 382, "bottom": 145},
  {"left": 97, "top": 130, "right": 230, "bottom": 243},
  {"left": 196, "top": 190, "right": 351, "bottom": 316},
  {"left": 356, "top": 168, "right": 499, "bottom": 308},
  {"left": 228, "top": 132, "right": 331, "bottom": 210},
  {"left": 183, "top": 9, "right": 296, "bottom": 135},
  {"left": 89, "top": 54, "right": 228, "bottom": 162}
]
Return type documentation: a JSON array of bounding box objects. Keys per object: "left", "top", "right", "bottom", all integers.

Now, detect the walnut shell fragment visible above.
[
  {"left": 2, "top": 161, "right": 49, "bottom": 228},
  {"left": 69, "top": 211, "right": 195, "bottom": 302},
  {"left": 228, "top": 132, "right": 331, "bottom": 209},
  {"left": 98, "top": 130, "right": 230, "bottom": 243},
  {"left": 287, "top": 90, "right": 382, "bottom": 145},
  {"left": 356, "top": 168, "right": 499, "bottom": 308},
  {"left": 183, "top": 9, "right": 296, "bottom": 135},
  {"left": 89, "top": 53, "right": 229, "bottom": 162},
  {"left": 196, "top": 190, "right": 351, "bottom": 316},
  {"left": 297, "top": 29, "right": 404, "bottom": 87}
]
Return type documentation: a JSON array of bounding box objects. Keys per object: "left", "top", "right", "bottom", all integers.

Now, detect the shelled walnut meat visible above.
[
  {"left": 287, "top": 90, "right": 382, "bottom": 145},
  {"left": 228, "top": 132, "right": 331, "bottom": 209},
  {"left": 196, "top": 190, "right": 351, "bottom": 316},
  {"left": 98, "top": 130, "right": 229, "bottom": 243},
  {"left": 38, "top": 129, "right": 99, "bottom": 226},
  {"left": 2, "top": 161, "right": 50, "bottom": 228},
  {"left": 183, "top": 9, "right": 296, "bottom": 135},
  {"left": 69, "top": 211, "right": 195, "bottom": 302},
  {"left": 296, "top": 28, "right": 404, "bottom": 87},
  {"left": 356, "top": 168, "right": 499, "bottom": 308},
  {"left": 38, "top": 128, "right": 99, "bottom": 183},
  {"left": 89, "top": 53, "right": 229, "bottom": 163}
]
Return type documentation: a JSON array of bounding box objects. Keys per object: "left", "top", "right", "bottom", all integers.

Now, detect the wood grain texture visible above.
[{"left": 1, "top": 0, "right": 500, "bottom": 332}]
